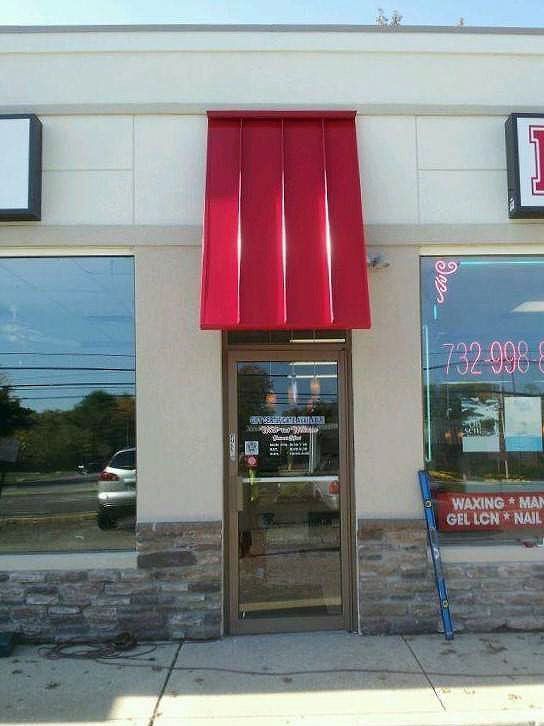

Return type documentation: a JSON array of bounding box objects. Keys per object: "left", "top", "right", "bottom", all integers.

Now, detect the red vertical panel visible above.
[
  {"left": 239, "top": 120, "right": 285, "bottom": 327},
  {"left": 324, "top": 118, "right": 371, "bottom": 328},
  {"left": 200, "top": 118, "right": 241, "bottom": 328},
  {"left": 201, "top": 111, "right": 371, "bottom": 330},
  {"left": 283, "top": 119, "right": 332, "bottom": 328}
]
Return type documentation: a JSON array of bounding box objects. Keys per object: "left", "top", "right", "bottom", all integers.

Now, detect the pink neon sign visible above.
[
  {"left": 434, "top": 260, "right": 458, "bottom": 305},
  {"left": 442, "top": 340, "right": 544, "bottom": 376}
]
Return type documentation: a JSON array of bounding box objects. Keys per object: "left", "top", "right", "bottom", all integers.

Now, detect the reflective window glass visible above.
[
  {"left": 421, "top": 255, "right": 544, "bottom": 543},
  {"left": 236, "top": 360, "right": 342, "bottom": 619},
  {"left": 0, "top": 256, "right": 136, "bottom": 553}
]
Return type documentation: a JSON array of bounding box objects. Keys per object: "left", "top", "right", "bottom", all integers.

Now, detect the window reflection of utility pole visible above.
[{"left": 500, "top": 381, "right": 509, "bottom": 481}]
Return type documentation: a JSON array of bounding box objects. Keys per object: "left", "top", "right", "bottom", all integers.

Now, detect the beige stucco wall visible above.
[
  {"left": 352, "top": 246, "right": 423, "bottom": 518},
  {"left": 3, "top": 28, "right": 544, "bottom": 114},
  {"left": 1, "top": 27, "right": 544, "bottom": 524},
  {"left": 135, "top": 245, "right": 222, "bottom": 522},
  {"left": 19, "top": 111, "right": 511, "bottom": 233}
]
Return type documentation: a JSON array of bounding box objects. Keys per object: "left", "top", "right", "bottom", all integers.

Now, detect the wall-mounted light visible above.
[{"left": 367, "top": 253, "right": 391, "bottom": 270}]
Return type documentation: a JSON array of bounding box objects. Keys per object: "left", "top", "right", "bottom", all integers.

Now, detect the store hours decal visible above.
[{"left": 249, "top": 416, "right": 324, "bottom": 459}]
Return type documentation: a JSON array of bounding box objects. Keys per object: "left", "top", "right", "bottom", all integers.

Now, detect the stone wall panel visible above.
[
  {"left": 0, "top": 521, "right": 222, "bottom": 643},
  {"left": 358, "top": 518, "right": 544, "bottom": 634}
]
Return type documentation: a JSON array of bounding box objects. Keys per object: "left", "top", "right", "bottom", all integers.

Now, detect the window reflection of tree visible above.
[
  {"left": 237, "top": 365, "right": 272, "bottom": 426},
  {"left": 0, "top": 386, "right": 135, "bottom": 496},
  {"left": 22, "top": 391, "right": 134, "bottom": 470},
  {"left": 0, "top": 378, "right": 33, "bottom": 497}
]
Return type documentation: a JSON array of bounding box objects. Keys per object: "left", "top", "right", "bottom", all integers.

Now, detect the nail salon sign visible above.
[
  {"left": 436, "top": 491, "right": 544, "bottom": 531},
  {"left": 505, "top": 113, "right": 544, "bottom": 218}
]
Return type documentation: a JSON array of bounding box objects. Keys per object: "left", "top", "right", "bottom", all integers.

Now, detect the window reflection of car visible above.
[
  {"left": 77, "top": 462, "right": 102, "bottom": 475},
  {"left": 312, "top": 479, "right": 340, "bottom": 510},
  {"left": 97, "top": 447, "right": 136, "bottom": 530}
]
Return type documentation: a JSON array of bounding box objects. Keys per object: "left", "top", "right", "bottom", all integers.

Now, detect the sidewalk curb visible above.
[
  {"left": 153, "top": 711, "right": 544, "bottom": 726},
  {"left": 0, "top": 512, "right": 95, "bottom": 525}
]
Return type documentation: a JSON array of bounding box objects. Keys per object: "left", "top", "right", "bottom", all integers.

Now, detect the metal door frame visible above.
[{"left": 223, "top": 340, "right": 356, "bottom": 635}]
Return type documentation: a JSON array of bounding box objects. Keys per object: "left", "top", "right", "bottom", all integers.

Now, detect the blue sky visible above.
[
  {"left": 0, "top": 257, "right": 135, "bottom": 412},
  {"left": 0, "top": 0, "right": 543, "bottom": 28}
]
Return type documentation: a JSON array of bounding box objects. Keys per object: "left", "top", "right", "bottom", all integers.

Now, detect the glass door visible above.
[{"left": 226, "top": 350, "right": 352, "bottom": 634}]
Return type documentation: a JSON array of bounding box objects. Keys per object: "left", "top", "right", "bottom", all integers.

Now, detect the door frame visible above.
[{"left": 222, "top": 336, "right": 356, "bottom": 635}]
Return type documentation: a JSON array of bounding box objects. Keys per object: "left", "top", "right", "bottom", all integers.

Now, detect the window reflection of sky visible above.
[{"left": 0, "top": 257, "right": 135, "bottom": 412}]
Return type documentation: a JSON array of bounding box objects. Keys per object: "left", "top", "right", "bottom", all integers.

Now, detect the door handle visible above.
[{"left": 229, "top": 432, "right": 237, "bottom": 462}]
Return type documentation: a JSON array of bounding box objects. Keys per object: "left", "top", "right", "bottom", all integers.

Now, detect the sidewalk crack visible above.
[
  {"left": 401, "top": 634, "right": 447, "bottom": 712},
  {"left": 149, "top": 639, "right": 184, "bottom": 726}
]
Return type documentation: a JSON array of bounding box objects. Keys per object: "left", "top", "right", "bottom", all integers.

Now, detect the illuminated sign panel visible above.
[
  {"left": 505, "top": 113, "right": 544, "bottom": 218},
  {"left": 0, "top": 114, "right": 42, "bottom": 221}
]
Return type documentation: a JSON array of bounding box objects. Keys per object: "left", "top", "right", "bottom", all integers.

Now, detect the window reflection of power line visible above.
[
  {"left": 0, "top": 261, "right": 124, "bottom": 348},
  {"left": 0, "top": 366, "right": 135, "bottom": 372},
  {"left": 19, "top": 394, "right": 134, "bottom": 401},
  {"left": 8, "top": 382, "right": 135, "bottom": 388},
  {"left": 240, "top": 372, "right": 336, "bottom": 376},
  {"left": 73, "top": 259, "right": 134, "bottom": 317},
  {"left": 265, "top": 395, "right": 337, "bottom": 400},
  {"left": 0, "top": 352, "right": 134, "bottom": 357},
  {"left": 6, "top": 376, "right": 132, "bottom": 383},
  {"left": 423, "top": 363, "right": 540, "bottom": 372},
  {"left": 427, "top": 351, "right": 544, "bottom": 356}
]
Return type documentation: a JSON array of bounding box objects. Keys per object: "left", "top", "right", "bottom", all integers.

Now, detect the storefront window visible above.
[
  {"left": 421, "top": 255, "right": 544, "bottom": 543},
  {"left": 0, "top": 256, "right": 136, "bottom": 553}
]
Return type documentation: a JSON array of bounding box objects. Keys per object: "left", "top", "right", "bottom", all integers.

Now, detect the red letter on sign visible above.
[{"left": 530, "top": 126, "right": 544, "bottom": 195}]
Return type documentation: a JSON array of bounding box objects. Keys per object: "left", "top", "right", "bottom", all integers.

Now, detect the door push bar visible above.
[{"left": 418, "top": 470, "right": 455, "bottom": 641}]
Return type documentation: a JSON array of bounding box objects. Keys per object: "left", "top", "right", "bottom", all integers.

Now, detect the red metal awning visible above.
[{"left": 200, "top": 111, "right": 371, "bottom": 330}]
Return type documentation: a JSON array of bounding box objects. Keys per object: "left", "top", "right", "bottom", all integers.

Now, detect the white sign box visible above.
[
  {"left": 0, "top": 114, "right": 42, "bottom": 221},
  {"left": 505, "top": 113, "right": 544, "bottom": 218}
]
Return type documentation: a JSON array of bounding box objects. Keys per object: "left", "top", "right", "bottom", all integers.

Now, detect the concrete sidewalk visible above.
[{"left": 2, "top": 631, "right": 544, "bottom": 725}]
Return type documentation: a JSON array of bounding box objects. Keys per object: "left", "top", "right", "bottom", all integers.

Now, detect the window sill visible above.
[
  {"left": 434, "top": 544, "right": 544, "bottom": 564},
  {"left": 0, "top": 550, "right": 137, "bottom": 572}
]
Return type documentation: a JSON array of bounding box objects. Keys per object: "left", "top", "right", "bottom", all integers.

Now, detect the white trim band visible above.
[{"left": 0, "top": 550, "right": 137, "bottom": 571}]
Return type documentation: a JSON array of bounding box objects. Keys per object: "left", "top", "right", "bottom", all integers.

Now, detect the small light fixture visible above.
[{"left": 367, "top": 253, "right": 390, "bottom": 270}]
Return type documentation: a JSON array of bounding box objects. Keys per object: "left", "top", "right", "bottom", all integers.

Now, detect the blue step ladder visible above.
[{"left": 418, "top": 470, "right": 455, "bottom": 641}]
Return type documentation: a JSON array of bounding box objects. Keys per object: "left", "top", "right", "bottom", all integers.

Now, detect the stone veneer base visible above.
[
  {"left": 0, "top": 521, "right": 222, "bottom": 643},
  {"left": 358, "top": 518, "right": 544, "bottom": 634},
  {"left": 4, "top": 517, "right": 543, "bottom": 641}
]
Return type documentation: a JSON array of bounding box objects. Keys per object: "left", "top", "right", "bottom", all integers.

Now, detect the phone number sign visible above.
[{"left": 436, "top": 491, "right": 544, "bottom": 531}]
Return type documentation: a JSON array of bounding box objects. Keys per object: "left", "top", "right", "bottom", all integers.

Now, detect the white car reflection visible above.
[{"left": 97, "top": 447, "right": 136, "bottom": 530}]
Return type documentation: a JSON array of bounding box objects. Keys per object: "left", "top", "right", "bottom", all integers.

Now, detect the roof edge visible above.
[
  {"left": 207, "top": 110, "right": 356, "bottom": 119},
  {"left": 1, "top": 23, "right": 544, "bottom": 36}
]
